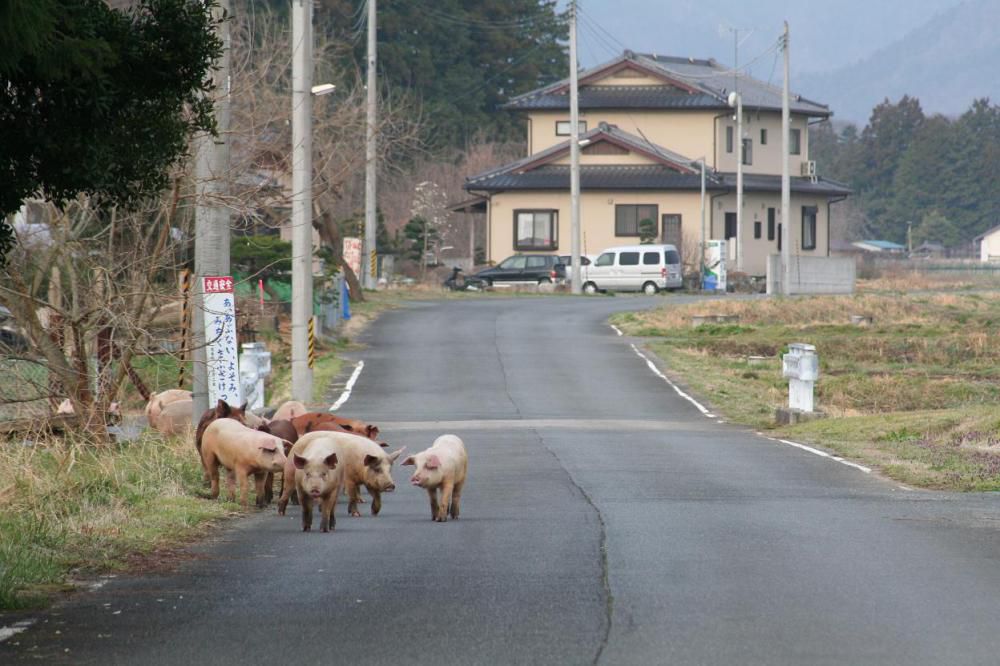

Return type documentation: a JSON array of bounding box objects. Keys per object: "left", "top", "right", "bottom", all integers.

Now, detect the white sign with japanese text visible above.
[
  {"left": 343, "top": 237, "right": 362, "bottom": 277},
  {"left": 203, "top": 276, "right": 242, "bottom": 406}
]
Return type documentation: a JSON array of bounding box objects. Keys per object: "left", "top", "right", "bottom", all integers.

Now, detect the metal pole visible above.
[
  {"left": 192, "top": 0, "right": 231, "bottom": 418},
  {"left": 291, "top": 0, "right": 313, "bottom": 402},
  {"left": 781, "top": 22, "right": 791, "bottom": 296},
  {"left": 700, "top": 159, "right": 706, "bottom": 289},
  {"left": 736, "top": 91, "right": 743, "bottom": 273},
  {"left": 363, "top": 0, "right": 378, "bottom": 289},
  {"left": 569, "top": 0, "right": 582, "bottom": 294}
]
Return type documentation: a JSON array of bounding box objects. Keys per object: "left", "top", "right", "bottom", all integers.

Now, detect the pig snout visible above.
[
  {"left": 384, "top": 482, "right": 396, "bottom": 492},
  {"left": 410, "top": 474, "right": 422, "bottom": 486}
]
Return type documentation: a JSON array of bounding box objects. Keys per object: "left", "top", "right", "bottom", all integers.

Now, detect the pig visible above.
[
  {"left": 145, "top": 389, "right": 192, "bottom": 426},
  {"left": 256, "top": 419, "right": 300, "bottom": 503},
  {"left": 291, "top": 412, "right": 380, "bottom": 442},
  {"left": 276, "top": 433, "right": 343, "bottom": 532},
  {"left": 194, "top": 399, "right": 256, "bottom": 453},
  {"left": 402, "top": 435, "right": 468, "bottom": 522},
  {"left": 152, "top": 398, "right": 193, "bottom": 436},
  {"left": 200, "top": 418, "right": 288, "bottom": 508},
  {"left": 272, "top": 400, "right": 307, "bottom": 422},
  {"left": 57, "top": 398, "right": 122, "bottom": 424}
]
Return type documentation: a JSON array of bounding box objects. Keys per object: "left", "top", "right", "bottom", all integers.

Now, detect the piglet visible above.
[
  {"left": 278, "top": 433, "right": 343, "bottom": 532},
  {"left": 402, "top": 435, "right": 468, "bottom": 522},
  {"left": 152, "top": 398, "right": 193, "bottom": 436},
  {"left": 201, "top": 418, "right": 287, "bottom": 508},
  {"left": 145, "top": 389, "right": 192, "bottom": 427}
]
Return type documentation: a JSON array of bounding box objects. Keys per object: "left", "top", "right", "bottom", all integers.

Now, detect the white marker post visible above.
[
  {"left": 202, "top": 276, "right": 242, "bottom": 406},
  {"left": 782, "top": 343, "right": 818, "bottom": 413}
]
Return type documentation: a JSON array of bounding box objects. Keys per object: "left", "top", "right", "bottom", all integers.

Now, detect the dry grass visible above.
[
  {"left": 0, "top": 431, "right": 233, "bottom": 609},
  {"left": 612, "top": 292, "right": 1000, "bottom": 490}
]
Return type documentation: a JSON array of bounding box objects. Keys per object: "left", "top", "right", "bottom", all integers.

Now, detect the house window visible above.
[
  {"left": 724, "top": 212, "right": 737, "bottom": 240},
  {"left": 761, "top": 128, "right": 768, "bottom": 145},
  {"left": 777, "top": 223, "right": 783, "bottom": 251},
  {"left": 514, "top": 210, "right": 558, "bottom": 251},
  {"left": 615, "top": 204, "right": 658, "bottom": 237},
  {"left": 726, "top": 126, "right": 734, "bottom": 153},
  {"left": 662, "top": 213, "right": 682, "bottom": 248},
  {"left": 555, "top": 120, "right": 587, "bottom": 136},
  {"left": 790, "top": 128, "right": 802, "bottom": 155},
  {"left": 742, "top": 138, "right": 753, "bottom": 165},
  {"left": 802, "top": 206, "right": 817, "bottom": 250},
  {"left": 767, "top": 207, "right": 776, "bottom": 241},
  {"left": 754, "top": 220, "right": 762, "bottom": 239}
]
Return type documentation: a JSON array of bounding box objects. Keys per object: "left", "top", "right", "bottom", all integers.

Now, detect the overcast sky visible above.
[{"left": 569, "top": 0, "right": 963, "bottom": 75}]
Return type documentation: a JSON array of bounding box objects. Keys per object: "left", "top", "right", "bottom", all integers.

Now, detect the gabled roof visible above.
[
  {"left": 974, "top": 223, "right": 1000, "bottom": 242},
  {"left": 506, "top": 51, "right": 830, "bottom": 117},
  {"left": 466, "top": 122, "right": 700, "bottom": 187}
]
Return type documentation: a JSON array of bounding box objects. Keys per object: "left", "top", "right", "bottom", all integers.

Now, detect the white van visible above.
[{"left": 582, "top": 244, "right": 683, "bottom": 294}]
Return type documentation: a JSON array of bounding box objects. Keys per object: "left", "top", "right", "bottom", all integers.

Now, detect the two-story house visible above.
[{"left": 463, "top": 50, "right": 850, "bottom": 276}]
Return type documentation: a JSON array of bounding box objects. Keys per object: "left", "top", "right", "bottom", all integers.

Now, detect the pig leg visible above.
[
  {"left": 277, "top": 472, "right": 292, "bottom": 516},
  {"left": 449, "top": 480, "right": 464, "bottom": 520},
  {"left": 254, "top": 472, "right": 267, "bottom": 509},
  {"left": 427, "top": 488, "right": 440, "bottom": 521},
  {"left": 436, "top": 480, "right": 455, "bottom": 522},
  {"left": 204, "top": 454, "right": 221, "bottom": 499},
  {"left": 300, "top": 494, "right": 314, "bottom": 532},
  {"left": 345, "top": 480, "right": 362, "bottom": 517},
  {"left": 225, "top": 469, "right": 237, "bottom": 502},
  {"left": 236, "top": 467, "right": 252, "bottom": 507},
  {"left": 370, "top": 489, "right": 381, "bottom": 516},
  {"left": 320, "top": 493, "right": 337, "bottom": 533},
  {"left": 263, "top": 472, "right": 275, "bottom": 505}
]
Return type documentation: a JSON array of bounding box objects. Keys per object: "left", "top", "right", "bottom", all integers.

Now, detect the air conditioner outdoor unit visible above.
[{"left": 800, "top": 160, "right": 817, "bottom": 177}]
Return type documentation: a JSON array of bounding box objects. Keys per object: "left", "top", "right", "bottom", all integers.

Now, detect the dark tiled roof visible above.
[
  {"left": 718, "top": 173, "right": 852, "bottom": 196},
  {"left": 466, "top": 122, "right": 698, "bottom": 185},
  {"left": 506, "top": 52, "right": 830, "bottom": 117},
  {"left": 466, "top": 165, "right": 717, "bottom": 191},
  {"left": 466, "top": 165, "right": 850, "bottom": 196}
]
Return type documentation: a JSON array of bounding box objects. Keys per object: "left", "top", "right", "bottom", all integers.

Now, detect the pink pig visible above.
[
  {"left": 402, "top": 434, "right": 468, "bottom": 522},
  {"left": 201, "top": 418, "right": 288, "bottom": 508}
]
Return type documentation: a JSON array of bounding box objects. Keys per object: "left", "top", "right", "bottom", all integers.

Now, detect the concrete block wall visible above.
[{"left": 766, "top": 255, "right": 856, "bottom": 295}]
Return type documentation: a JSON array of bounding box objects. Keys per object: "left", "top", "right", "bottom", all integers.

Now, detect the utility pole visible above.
[
  {"left": 569, "top": 0, "right": 582, "bottom": 294},
  {"left": 363, "top": 0, "right": 378, "bottom": 289},
  {"left": 734, "top": 29, "right": 744, "bottom": 273},
  {"left": 192, "top": 0, "right": 231, "bottom": 419},
  {"left": 781, "top": 22, "right": 791, "bottom": 296},
  {"left": 291, "top": 0, "right": 313, "bottom": 402},
  {"left": 699, "top": 158, "right": 706, "bottom": 289}
]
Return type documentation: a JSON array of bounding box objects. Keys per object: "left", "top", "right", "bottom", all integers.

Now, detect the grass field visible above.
[{"left": 611, "top": 292, "right": 1000, "bottom": 491}]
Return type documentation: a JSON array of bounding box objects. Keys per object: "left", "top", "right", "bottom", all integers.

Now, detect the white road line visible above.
[
  {"left": 776, "top": 438, "right": 872, "bottom": 474},
  {"left": 629, "top": 344, "right": 715, "bottom": 418},
  {"left": 329, "top": 361, "right": 365, "bottom": 412},
  {"left": 610, "top": 324, "right": 623, "bottom": 336},
  {"left": 0, "top": 619, "right": 36, "bottom": 643}
]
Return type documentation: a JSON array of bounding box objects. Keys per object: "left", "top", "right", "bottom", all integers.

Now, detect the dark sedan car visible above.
[{"left": 472, "top": 255, "right": 564, "bottom": 286}]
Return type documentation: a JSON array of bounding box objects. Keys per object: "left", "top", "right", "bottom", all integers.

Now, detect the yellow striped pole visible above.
[
  {"left": 308, "top": 316, "right": 316, "bottom": 369},
  {"left": 177, "top": 269, "right": 192, "bottom": 388},
  {"left": 370, "top": 249, "right": 377, "bottom": 279}
]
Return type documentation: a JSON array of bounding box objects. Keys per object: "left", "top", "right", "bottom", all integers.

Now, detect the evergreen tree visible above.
[{"left": 858, "top": 96, "right": 925, "bottom": 228}]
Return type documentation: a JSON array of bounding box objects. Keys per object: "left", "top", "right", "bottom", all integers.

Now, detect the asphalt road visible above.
[{"left": 4, "top": 295, "right": 1000, "bottom": 665}]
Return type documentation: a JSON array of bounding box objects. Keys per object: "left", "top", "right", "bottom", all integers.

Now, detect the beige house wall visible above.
[
  {"left": 484, "top": 188, "right": 832, "bottom": 277},
  {"left": 590, "top": 72, "right": 669, "bottom": 86},
  {"left": 486, "top": 190, "right": 707, "bottom": 268},
  {"left": 550, "top": 151, "right": 655, "bottom": 166},
  {"left": 981, "top": 230, "right": 1000, "bottom": 261},
  {"left": 526, "top": 108, "right": 812, "bottom": 175},
  {"left": 708, "top": 191, "right": 831, "bottom": 275}
]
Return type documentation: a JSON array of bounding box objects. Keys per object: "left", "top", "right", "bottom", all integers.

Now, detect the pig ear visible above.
[
  {"left": 260, "top": 441, "right": 277, "bottom": 453},
  {"left": 401, "top": 455, "right": 416, "bottom": 466},
  {"left": 216, "top": 399, "right": 230, "bottom": 416},
  {"left": 425, "top": 454, "right": 441, "bottom": 470},
  {"left": 378, "top": 441, "right": 389, "bottom": 448},
  {"left": 388, "top": 447, "right": 406, "bottom": 463},
  {"left": 367, "top": 425, "right": 380, "bottom": 439},
  {"left": 293, "top": 454, "right": 307, "bottom": 469},
  {"left": 240, "top": 401, "right": 248, "bottom": 413},
  {"left": 323, "top": 452, "right": 338, "bottom": 468},
  {"left": 341, "top": 424, "right": 354, "bottom": 432},
  {"left": 282, "top": 440, "right": 293, "bottom": 455},
  {"left": 363, "top": 454, "right": 381, "bottom": 468}
]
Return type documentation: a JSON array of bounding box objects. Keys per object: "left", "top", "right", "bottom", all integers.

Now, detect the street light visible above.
[
  {"left": 311, "top": 83, "right": 336, "bottom": 96},
  {"left": 727, "top": 90, "right": 744, "bottom": 272}
]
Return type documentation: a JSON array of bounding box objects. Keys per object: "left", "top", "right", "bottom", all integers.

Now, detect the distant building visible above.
[
  {"left": 974, "top": 225, "right": 1000, "bottom": 262},
  {"left": 910, "top": 242, "right": 945, "bottom": 259},
  {"left": 851, "top": 240, "right": 906, "bottom": 254}
]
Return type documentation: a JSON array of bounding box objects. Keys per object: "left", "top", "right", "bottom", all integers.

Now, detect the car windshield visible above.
[{"left": 499, "top": 256, "right": 527, "bottom": 270}]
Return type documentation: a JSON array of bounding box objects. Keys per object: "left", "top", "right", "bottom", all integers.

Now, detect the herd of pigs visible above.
[{"left": 145, "top": 389, "right": 468, "bottom": 532}]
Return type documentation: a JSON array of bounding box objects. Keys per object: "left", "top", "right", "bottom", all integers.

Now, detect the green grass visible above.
[
  {"left": 0, "top": 433, "right": 235, "bottom": 609},
  {"left": 614, "top": 293, "right": 1000, "bottom": 491}
]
